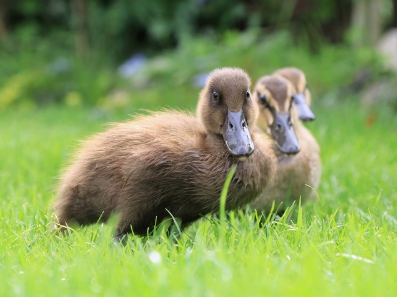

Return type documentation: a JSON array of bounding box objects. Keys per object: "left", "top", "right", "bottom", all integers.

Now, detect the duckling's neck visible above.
[
  {"left": 293, "top": 120, "right": 305, "bottom": 132},
  {"left": 203, "top": 132, "right": 227, "bottom": 154}
]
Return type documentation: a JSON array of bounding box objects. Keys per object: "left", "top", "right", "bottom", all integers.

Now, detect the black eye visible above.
[
  {"left": 246, "top": 91, "right": 250, "bottom": 98},
  {"left": 213, "top": 91, "right": 219, "bottom": 100},
  {"left": 258, "top": 92, "right": 267, "bottom": 105}
]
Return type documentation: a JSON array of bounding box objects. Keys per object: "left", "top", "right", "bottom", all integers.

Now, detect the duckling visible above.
[
  {"left": 274, "top": 67, "right": 315, "bottom": 122},
  {"left": 53, "top": 68, "right": 276, "bottom": 238},
  {"left": 250, "top": 75, "right": 321, "bottom": 213}
]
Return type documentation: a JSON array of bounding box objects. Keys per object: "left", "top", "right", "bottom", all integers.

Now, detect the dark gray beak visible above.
[
  {"left": 270, "top": 112, "right": 300, "bottom": 154},
  {"left": 293, "top": 93, "right": 315, "bottom": 122},
  {"left": 222, "top": 109, "right": 254, "bottom": 157}
]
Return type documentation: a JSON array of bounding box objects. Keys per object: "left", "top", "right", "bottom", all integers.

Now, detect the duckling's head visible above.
[
  {"left": 197, "top": 68, "right": 258, "bottom": 157},
  {"left": 253, "top": 75, "right": 301, "bottom": 155},
  {"left": 274, "top": 67, "right": 315, "bottom": 122}
]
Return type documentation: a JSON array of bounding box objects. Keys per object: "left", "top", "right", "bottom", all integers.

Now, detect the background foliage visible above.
[{"left": 0, "top": 0, "right": 396, "bottom": 110}]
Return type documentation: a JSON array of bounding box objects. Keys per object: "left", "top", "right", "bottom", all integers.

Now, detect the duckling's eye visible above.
[
  {"left": 258, "top": 92, "right": 268, "bottom": 106},
  {"left": 213, "top": 91, "right": 219, "bottom": 101},
  {"left": 246, "top": 91, "right": 250, "bottom": 98}
]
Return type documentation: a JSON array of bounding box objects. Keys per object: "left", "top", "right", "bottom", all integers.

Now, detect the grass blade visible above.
[{"left": 219, "top": 165, "right": 237, "bottom": 223}]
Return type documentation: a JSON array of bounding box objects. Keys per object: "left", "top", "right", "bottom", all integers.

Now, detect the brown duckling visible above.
[
  {"left": 274, "top": 67, "right": 315, "bottom": 122},
  {"left": 53, "top": 68, "right": 276, "bottom": 238},
  {"left": 250, "top": 75, "right": 321, "bottom": 213}
]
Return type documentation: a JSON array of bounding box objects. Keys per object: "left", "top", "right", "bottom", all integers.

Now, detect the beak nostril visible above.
[{"left": 229, "top": 123, "right": 234, "bottom": 129}]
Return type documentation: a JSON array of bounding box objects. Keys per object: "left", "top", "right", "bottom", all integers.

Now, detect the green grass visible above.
[{"left": 1, "top": 97, "right": 397, "bottom": 296}]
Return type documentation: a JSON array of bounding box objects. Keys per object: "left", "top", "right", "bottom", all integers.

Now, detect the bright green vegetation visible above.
[{"left": 1, "top": 96, "right": 396, "bottom": 296}]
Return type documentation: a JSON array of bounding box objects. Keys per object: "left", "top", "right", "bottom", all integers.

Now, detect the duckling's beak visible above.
[
  {"left": 292, "top": 93, "right": 315, "bottom": 122},
  {"left": 270, "top": 112, "right": 301, "bottom": 154},
  {"left": 222, "top": 109, "right": 255, "bottom": 157}
]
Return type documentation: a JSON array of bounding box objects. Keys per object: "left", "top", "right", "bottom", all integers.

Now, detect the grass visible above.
[{"left": 1, "top": 95, "right": 397, "bottom": 296}]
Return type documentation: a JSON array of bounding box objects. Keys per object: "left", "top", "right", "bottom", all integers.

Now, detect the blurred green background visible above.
[{"left": 0, "top": 0, "right": 396, "bottom": 112}]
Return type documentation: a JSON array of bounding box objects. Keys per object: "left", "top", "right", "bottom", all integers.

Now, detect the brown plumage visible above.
[
  {"left": 250, "top": 75, "right": 322, "bottom": 212},
  {"left": 274, "top": 67, "right": 311, "bottom": 104},
  {"left": 274, "top": 67, "right": 315, "bottom": 122},
  {"left": 53, "top": 68, "right": 276, "bottom": 237}
]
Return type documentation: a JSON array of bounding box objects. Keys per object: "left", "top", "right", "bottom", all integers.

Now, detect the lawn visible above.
[{"left": 1, "top": 96, "right": 397, "bottom": 296}]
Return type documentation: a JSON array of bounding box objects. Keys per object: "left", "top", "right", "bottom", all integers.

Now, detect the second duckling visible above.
[{"left": 250, "top": 75, "right": 322, "bottom": 213}]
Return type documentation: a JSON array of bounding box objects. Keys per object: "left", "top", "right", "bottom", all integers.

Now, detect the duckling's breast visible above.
[
  {"left": 250, "top": 125, "right": 321, "bottom": 212},
  {"left": 223, "top": 132, "right": 277, "bottom": 210}
]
